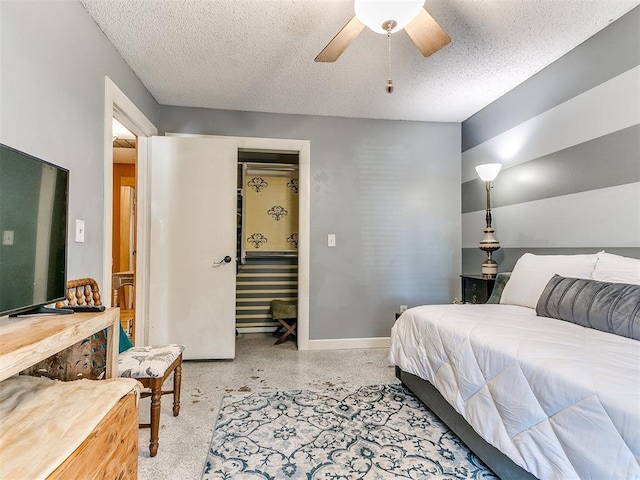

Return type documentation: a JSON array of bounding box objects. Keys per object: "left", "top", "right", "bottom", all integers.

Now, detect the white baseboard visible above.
[
  {"left": 236, "top": 327, "right": 278, "bottom": 334},
  {"left": 307, "top": 337, "right": 391, "bottom": 350}
]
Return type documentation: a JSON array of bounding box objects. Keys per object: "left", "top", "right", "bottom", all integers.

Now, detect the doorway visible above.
[
  {"left": 103, "top": 81, "right": 309, "bottom": 351},
  {"left": 112, "top": 118, "right": 137, "bottom": 342},
  {"left": 166, "top": 134, "right": 311, "bottom": 350},
  {"left": 236, "top": 151, "right": 299, "bottom": 336},
  {"left": 103, "top": 76, "right": 157, "bottom": 346}
]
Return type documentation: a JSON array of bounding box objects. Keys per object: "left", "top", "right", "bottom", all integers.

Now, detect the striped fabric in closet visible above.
[{"left": 235, "top": 257, "right": 297, "bottom": 330}]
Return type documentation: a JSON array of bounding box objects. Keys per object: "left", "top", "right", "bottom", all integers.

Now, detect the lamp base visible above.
[{"left": 481, "top": 258, "right": 498, "bottom": 278}]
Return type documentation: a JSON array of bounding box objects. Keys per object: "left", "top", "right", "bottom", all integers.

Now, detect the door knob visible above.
[{"left": 213, "top": 255, "right": 233, "bottom": 266}]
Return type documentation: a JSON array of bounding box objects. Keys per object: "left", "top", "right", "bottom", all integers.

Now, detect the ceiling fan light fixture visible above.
[{"left": 354, "top": 0, "right": 424, "bottom": 34}]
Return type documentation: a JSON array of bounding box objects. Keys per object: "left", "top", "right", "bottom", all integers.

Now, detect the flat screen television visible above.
[{"left": 0, "top": 143, "right": 70, "bottom": 316}]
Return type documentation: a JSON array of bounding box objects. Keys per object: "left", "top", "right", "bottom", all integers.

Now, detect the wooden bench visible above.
[
  {"left": 17, "top": 277, "right": 184, "bottom": 458},
  {"left": 270, "top": 299, "right": 297, "bottom": 345}
]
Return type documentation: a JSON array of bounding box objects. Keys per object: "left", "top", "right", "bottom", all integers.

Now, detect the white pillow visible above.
[
  {"left": 500, "top": 253, "right": 598, "bottom": 309},
  {"left": 593, "top": 252, "right": 640, "bottom": 285}
]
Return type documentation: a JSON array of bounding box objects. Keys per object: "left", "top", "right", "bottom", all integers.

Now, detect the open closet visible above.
[{"left": 235, "top": 151, "right": 299, "bottom": 334}]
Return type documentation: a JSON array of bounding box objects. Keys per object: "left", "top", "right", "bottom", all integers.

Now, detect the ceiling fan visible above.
[{"left": 315, "top": 0, "right": 450, "bottom": 92}]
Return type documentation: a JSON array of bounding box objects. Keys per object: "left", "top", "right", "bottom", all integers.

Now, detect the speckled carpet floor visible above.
[
  {"left": 202, "top": 384, "right": 495, "bottom": 480},
  {"left": 137, "top": 333, "right": 400, "bottom": 479}
]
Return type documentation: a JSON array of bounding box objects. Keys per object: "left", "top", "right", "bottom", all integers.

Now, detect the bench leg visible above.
[
  {"left": 173, "top": 362, "right": 182, "bottom": 417},
  {"left": 274, "top": 319, "right": 297, "bottom": 345},
  {"left": 149, "top": 385, "right": 161, "bottom": 457}
]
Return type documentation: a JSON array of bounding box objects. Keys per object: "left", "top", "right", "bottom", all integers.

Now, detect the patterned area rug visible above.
[{"left": 202, "top": 384, "right": 497, "bottom": 479}]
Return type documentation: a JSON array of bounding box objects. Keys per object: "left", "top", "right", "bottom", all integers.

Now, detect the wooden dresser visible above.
[{"left": 0, "top": 309, "right": 139, "bottom": 479}]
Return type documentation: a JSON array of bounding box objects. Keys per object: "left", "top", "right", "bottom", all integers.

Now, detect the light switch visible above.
[
  {"left": 75, "top": 219, "right": 85, "bottom": 243},
  {"left": 327, "top": 234, "right": 336, "bottom": 247},
  {"left": 2, "top": 230, "right": 14, "bottom": 246}
]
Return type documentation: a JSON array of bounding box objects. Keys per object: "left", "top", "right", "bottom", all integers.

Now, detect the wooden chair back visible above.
[
  {"left": 55, "top": 278, "right": 102, "bottom": 308},
  {"left": 112, "top": 271, "right": 135, "bottom": 341},
  {"left": 112, "top": 271, "right": 134, "bottom": 309}
]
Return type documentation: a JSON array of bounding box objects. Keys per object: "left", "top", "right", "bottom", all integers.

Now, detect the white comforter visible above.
[{"left": 389, "top": 304, "right": 640, "bottom": 480}]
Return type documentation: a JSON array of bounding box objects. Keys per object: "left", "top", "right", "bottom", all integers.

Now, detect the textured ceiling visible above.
[{"left": 81, "top": 0, "right": 639, "bottom": 122}]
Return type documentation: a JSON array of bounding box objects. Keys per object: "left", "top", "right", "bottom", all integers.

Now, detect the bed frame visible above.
[
  {"left": 396, "top": 367, "right": 537, "bottom": 479},
  {"left": 394, "top": 273, "right": 537, "bottom": 479}
]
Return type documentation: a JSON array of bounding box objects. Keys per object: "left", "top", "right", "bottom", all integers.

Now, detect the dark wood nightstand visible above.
[{"left": 460, "top": 275, "right": 496, "bottom": 304}]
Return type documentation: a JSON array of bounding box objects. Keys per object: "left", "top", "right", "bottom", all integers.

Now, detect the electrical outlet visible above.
[
  {"left": 2, "top": 230, "right": 14, "bottom": 245},
  {"left": 400, "top": 305, "right": 408, "bottom": 313},
  {"left": 75, "top": 220, "right": 85, "bottom": 243}
]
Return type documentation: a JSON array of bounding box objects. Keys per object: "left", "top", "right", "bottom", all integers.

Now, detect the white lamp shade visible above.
[
  {"left": 354, "top": 0, "right": 424, "bottom": 34},
  {"left": 475, "top": 163, "right": 502, "bottom": 182}
]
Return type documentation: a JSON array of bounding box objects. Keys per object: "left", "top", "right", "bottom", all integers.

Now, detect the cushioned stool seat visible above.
[
  {"left": 118, "top": 344, "right": 184, "bottom": 456},
  {"left": 270, "top": 299, "right": 297, "bottom": 345}
]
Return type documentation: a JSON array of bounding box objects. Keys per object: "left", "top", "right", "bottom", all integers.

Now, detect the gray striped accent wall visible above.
[
  {"left": 461, "top": 7, "right": 640, "bottom": 274},
  {"left": 236, "top": 257, "right": 297, "bottom": 330}
]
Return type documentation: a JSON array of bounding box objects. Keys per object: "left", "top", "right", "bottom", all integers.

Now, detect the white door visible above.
[{"left": 148, "top": 136, "right": 237, "bottom": 359}]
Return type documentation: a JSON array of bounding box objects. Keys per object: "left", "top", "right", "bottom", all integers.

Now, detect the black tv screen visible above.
[{"left": 0, "top": 144, "right": 69, "bottom": 316}]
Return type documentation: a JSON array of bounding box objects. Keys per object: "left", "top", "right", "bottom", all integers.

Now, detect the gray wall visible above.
[
  {"left": 0, "top": 1, "right": 159, "bottom": 282},
  {"left": 461, "top": 6, "right": 640, "bottom": 273},
  {"left": 3, "top": 1, "right": 636, "bottom": 339},
  {"left": 160, "top": 108, "right": 461, "bottom": 339},
  {"left": 0, "top": 1, "right": 460, "bottom": 341}
]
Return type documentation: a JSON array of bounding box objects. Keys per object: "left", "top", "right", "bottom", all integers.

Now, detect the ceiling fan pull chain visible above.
[{"left": 386, "top": 23, "right": 394, "bottom": 94}]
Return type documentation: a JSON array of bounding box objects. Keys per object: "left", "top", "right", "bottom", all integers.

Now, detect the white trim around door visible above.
[
  {"left": 166, "top": 133, "right": 311, "bottom": 351},
  {"left": 235, "top": 137, "right": 311, "bottom": 351},
  {"left": 103, "top": 76, "right": 157, "bottom": 347}
]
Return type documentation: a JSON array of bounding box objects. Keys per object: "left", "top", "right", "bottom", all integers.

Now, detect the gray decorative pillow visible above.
[
  {"left": 486, "top": 272, "right": 511, "bottom": 304},
  {"left": 536, "top": 275, "right": 640, "bottom": 341}
]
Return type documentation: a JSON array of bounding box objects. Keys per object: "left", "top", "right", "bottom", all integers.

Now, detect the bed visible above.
[{"left": 390, "top": 252, "right": 640, "bottom": 480}]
